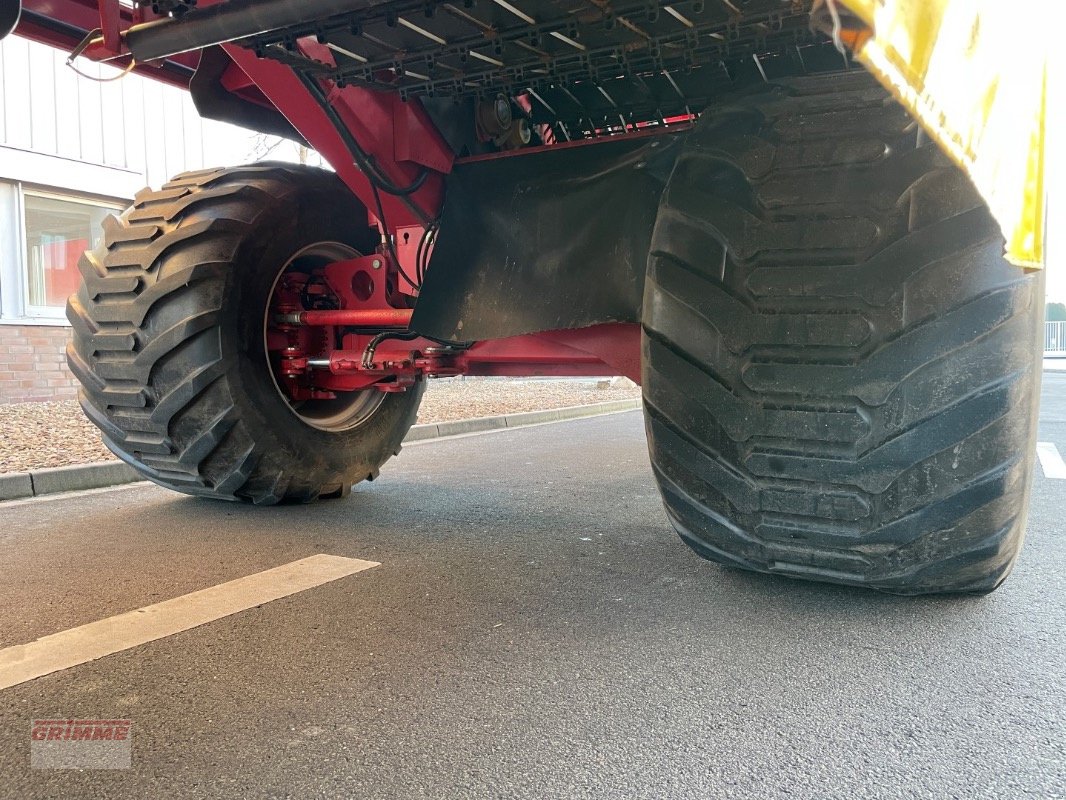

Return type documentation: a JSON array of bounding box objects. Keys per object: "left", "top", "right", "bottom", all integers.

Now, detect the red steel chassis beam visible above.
[{"left": 221, "top": 39, "right": 451, "bottom": 227}]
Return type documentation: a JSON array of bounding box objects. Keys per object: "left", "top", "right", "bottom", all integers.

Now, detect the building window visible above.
[
  {"left": 0, "top": 183, "right": 126, "bottom": 322},
  {"left": 23, "top": 192, "right": 120, "bottom": 315}
]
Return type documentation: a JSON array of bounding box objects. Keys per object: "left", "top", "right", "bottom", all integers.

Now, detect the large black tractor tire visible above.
[
  {"left": 642, "top": 72, "right": 1044, "bottom": 594},
  {"left": 66, "top": 164, "right": 422, "bottom": 504}
]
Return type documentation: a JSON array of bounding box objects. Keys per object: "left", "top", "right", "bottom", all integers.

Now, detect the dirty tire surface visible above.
[{"left": 642, "top": 72, "right": 1044, "bottom": 594}]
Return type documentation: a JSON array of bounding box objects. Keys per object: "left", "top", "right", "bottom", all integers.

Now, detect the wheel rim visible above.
[{"left": 264, "top": 241, "right": 387, "bottom": 433}]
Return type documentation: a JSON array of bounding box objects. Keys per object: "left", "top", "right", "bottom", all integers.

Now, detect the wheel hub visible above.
[{"left": 264, "top": 242, "right": 387, "bottom": 432}]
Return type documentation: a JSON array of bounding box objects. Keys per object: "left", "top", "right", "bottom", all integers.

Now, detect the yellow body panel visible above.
[{"left": 839, "top": 0, "right": 1049, "bottom": 268}]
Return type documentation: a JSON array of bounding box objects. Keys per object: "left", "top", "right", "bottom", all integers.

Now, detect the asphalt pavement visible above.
[{"left": 1, "top": 380, "right": 1065, "bottom": 799}]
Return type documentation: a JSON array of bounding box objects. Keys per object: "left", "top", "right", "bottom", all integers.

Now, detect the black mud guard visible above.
[
  {"left": 190, "top": 46, "right": 308, "bottom": 145},
  {"left": 411, "top": 132, "right": 685, "bottom": 342}
]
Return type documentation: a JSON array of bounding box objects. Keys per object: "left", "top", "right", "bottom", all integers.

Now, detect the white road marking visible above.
[
  {"left": 0, "top": 554, "right": 379, "bottom": 691},
  {"left": 1036, "top": 442, "right": 1066, "bottom": 480}
]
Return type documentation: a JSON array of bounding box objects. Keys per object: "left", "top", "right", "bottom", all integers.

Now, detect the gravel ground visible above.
[{"left": 0, "top": 379, "right": 640, "bottom": 473}]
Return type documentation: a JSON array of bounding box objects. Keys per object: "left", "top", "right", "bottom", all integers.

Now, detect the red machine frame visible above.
[{"left": 16, "top": 0, "right": 646, "bottom": 401}]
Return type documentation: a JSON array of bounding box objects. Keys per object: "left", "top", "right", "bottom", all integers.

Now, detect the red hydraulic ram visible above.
[{"left": 277, "top": 309, "right": 414, "bottom": 327}]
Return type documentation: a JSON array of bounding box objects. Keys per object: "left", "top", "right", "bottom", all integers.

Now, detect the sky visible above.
[{"left": 1044, "top": 50, "right": 1062, "bottom": 304}]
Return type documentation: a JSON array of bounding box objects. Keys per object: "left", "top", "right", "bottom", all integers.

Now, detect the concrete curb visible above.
[
  {"left": 0, "top": 398, "right": 643, "bottom": 501},
  {"left": 0, "top": 461, "right": 143, "bottom": 502},
  {"left": 407, "top": 398, "right": 641, "bottom": 442}
]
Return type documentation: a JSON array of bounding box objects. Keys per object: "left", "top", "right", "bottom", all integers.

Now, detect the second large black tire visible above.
[
  {"left": 642, "top": 72, "right": 1044, "bottom": 594},
  {"left": 67, "top": 164, "right": 423, "bottom": 504}
]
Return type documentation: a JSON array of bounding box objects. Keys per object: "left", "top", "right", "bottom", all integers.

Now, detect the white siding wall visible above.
[
  {"left": 0, "top": 35, "right": 317, "bottom": 323},
  {"left": 0, "top": 35, "right": 312, "bottom": 199}
]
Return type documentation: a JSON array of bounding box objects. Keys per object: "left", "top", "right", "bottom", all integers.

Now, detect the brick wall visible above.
[{"left": 0, "top": 325, "right": 77, "bottom": 403}]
